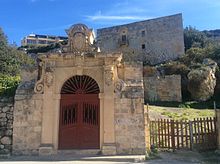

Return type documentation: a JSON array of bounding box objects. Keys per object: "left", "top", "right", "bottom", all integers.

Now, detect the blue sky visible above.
[{"left": 0, "top": 0, "right": 220, "bottom": 45}]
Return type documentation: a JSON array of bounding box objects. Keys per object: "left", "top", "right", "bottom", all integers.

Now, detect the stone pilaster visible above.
[{"left": 102, "top": 65, "right": 116, "bottom": 155}]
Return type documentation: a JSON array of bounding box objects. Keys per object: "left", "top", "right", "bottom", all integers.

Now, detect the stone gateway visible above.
[{"left": 12, "top": 24, "right": 146, "bottom": 155}]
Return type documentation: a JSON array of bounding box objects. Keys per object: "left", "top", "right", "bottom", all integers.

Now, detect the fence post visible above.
[
  {"left": 171, "top": 120, "right": 175, "bottom": 152},
  {"left": 189, "top": 121, "right": 194, "bottom": 150},
  {"left": 145, "top": 103, "right": 151, "bottom": 152}
]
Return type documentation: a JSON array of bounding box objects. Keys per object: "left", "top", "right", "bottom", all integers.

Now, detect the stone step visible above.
[
  {"left": 0, "top": 153, "right": 10, "bottom": 159},
  {"left": 58, "top": 149, "right": 101, "bottom": 156}
]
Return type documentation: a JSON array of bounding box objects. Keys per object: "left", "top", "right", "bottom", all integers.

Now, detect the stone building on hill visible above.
[{"left": 97, "top": 13, "right": 184, "bottom": 65}]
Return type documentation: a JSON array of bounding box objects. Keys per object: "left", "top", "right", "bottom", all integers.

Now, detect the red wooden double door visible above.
[{"left": 59, "top": 75, "right": 100, "bottom": 149}]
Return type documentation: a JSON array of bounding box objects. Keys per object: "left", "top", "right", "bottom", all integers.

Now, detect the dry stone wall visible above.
[
  {"left": 144, "top": 75, "right": 182, "bottom": 102},
  {"left": 0, "top": 99, "right": 13, "bottom": 157},
  {"left": 115, "top": 62, "right": 146, "bottom": 154}
]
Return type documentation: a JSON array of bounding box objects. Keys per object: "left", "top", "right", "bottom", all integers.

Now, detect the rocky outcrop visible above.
[
  {"left": 0, "top": 98, "right": 14, "bottom": 157},
  {"left": 187, "top": 59, "right": 217, "bottom": 101}
]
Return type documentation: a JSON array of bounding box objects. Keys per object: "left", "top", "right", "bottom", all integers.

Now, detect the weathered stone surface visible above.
[
  {"left": 144, "top": 75, "right": 182, "bottom": 102},
  {"left": 0, "top": 145, "right": 4, "bottom": 149},
  {"left": 20, "top": 65, "right": 38, "bottom": 82},
  {"left": 114, "top": 63, "right": 146, "bottom": 155},
  {"left": 12, "top": 88, "right": 43, "bottom": 155},
  {"left": 5, "top": 130, "right": 12, "bottom": 136},
  {"left": 102, "top": 144, "right": 117, "bottom": 155},
  {"left": 187, "top": 59, "right": 217, "bottom": 101},
  {"left": 0, "top": 113, "right": 6, "bottom": 118},
  {"left": 0, "top": 137, "right": 11, "bottom": 145},
  {"left": 2, "top": 106, "right": 10, "bottom": 113},
  {"left": 39, "top": 145, "right": 54, "bottom": 156},
  {"left": 122, "top": 86, "right": 144, "bottom": 98}
]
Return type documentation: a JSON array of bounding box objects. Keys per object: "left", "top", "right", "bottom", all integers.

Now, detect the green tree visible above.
[
  {"left": 184, "top": 26, "right": 208, "bottom": 51},
  {"left": 0, "top": 27, "right": 33, "bottom": 76},
  {"left": 0, "top": 27, "right": 33, "bottom": 96},
  {"left": 0, "top": 27, "right": 7, "bottom": 46}
]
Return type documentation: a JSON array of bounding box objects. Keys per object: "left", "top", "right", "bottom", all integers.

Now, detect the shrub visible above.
[{"left": 0, "top": 74, "right": 20, "bottom": 97}]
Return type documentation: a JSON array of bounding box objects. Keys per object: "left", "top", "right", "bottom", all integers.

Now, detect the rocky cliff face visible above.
[{"left": 187, "top": 59, "right": 217, "bottom": 101}]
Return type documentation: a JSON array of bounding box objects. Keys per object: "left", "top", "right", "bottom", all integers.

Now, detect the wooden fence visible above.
[{"left": 150, "top": 117, "right": 217, "bottom": 151}]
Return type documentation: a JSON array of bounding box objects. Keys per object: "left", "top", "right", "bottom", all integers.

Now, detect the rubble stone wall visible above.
[
  {"left": 0, "top": 99, "right": 13, "bottom": 156},
  {"left": 144, "top": 75, "right": 182, "bottom": 102}
]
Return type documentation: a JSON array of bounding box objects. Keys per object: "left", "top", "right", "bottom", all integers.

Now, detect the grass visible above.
[
  {"left": 147, "top": 94, "right": 220, "bottom": 109},
  {"left": 146, "top": 104, "right": 215, "bottom": 120}
]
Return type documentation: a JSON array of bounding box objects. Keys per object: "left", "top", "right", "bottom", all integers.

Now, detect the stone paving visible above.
[{"left": 0, "top": 151, "right": 206, "bottom": 164}]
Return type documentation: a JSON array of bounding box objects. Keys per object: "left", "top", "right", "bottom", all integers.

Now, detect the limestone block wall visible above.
[
  {"left": 144, "top": 75, "right": 182, "bottom": 102},
  {"left": 114, "top": 63, "right": 146, "bottom": 154},
  {"left": 97, "top": 14, "right": 184, "bottom": 64},
  {"left": 0, "top": 99, "right": 13, "bottom": 156},
  {"left": 12, "top": 83, "right": 43, "bottom": 155}
]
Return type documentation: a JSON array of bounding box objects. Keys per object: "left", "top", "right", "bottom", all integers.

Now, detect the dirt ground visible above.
[{"left": 148, "top": 150, "right": 220, "bottom": 164}]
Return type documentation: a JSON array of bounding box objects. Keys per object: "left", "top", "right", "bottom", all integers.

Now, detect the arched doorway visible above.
[{"left": 59, "top": 75, "right": 100, "bottom": 149}]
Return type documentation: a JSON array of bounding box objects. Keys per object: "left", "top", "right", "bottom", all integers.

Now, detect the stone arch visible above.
[
  {"left": 58, "top": 73, "right": 103, "bottom": 95},
  {"left": 61, "top": 75, "right": 100, "bottom": 94}
]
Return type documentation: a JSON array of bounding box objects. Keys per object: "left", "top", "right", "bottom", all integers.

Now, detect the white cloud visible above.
[
  {"left": 85, "top": 3, "right": 152, "bottom": 23},
  {"left": 86, "top": 15, "right": 150, "bottom": 21}
]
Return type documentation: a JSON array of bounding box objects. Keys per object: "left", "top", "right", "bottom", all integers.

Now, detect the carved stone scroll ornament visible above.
[
  {"left": 34, "top": 61, "right": 45, "bottom": 94},
  {"left": 114, "top": 79, "right": 126, "bottom": 93}
]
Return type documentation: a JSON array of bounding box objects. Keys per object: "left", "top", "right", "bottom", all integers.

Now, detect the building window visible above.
[
  {"left": 121, "top": 35, "right": 127, "bottom": 42},
  {"left": 142, "top": 44, "right": 145, "bottom": 49},
  {"left": 141, "top": 30, "right": 145, "bottom": 37},
  {"left": 38, "top": 40, "right": 46, "bottom": 44},
  {"left": 27, "top": 39, "right": 36, "bottom": 44},
  {"left": 119, "top": 34, "right": 128, "bottom": 46}
]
